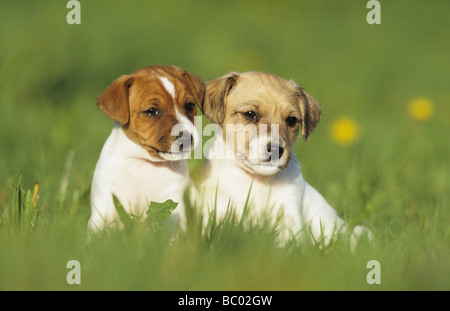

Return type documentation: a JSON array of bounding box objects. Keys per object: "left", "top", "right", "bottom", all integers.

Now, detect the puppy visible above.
[
  {"left": 199, "top": 71, "right": 371, "bottom": 245},
  {"left": 88, "top": 65, "right": 204, "bottom": 233}
]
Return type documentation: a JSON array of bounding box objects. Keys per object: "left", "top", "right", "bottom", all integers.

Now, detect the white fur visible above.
[
  {"left": 88, "top": 122, "right": 189, "bottom": 233},
  {"left": 159, "top": 76, "right": 175, "bottom": 100},
  {"left": 199, "top": 136, "right": 372, "bottom": 247}
]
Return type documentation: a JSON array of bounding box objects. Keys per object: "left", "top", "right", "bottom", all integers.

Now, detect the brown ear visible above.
[
  {"left": 297, "top": 88, "right": 322, "bottom": 141},
  {"left": 97, "top": 75, "right": 134, "bottom": 125},
  {"left": 183, "top": 71, "right": 205, "bottom": 111},
  {"left": 203, "top": 72, "right": 239, "bottom": 125}
]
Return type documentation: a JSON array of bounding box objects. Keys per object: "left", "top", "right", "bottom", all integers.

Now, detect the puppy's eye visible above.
[
  {"left": 145, "top": 107, "right": 160, "bottom": 116},
  {"left": 243, "top": 111, "right": 258, "bottom": 122},
  {"left": 286, "top": 116, "right": 298, "bottom": 127},
  {"left": 185, "top": 102, "right": 196, "bottom": 114}
]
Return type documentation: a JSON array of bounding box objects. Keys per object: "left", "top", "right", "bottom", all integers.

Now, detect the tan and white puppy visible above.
[
  {"left": 88, "top": 65, "right": 204, "bottom": 233},
  {"left": 199, "top": 71, "right": 371, "bottom": 245}
]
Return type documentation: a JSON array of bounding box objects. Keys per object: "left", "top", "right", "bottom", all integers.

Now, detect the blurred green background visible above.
[{"left": 0, "top": 0, "right": 449, "bottom": 290}]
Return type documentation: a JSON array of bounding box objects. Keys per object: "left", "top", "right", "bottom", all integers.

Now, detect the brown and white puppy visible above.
[
  {"left": 88, "top": 65, "right": 204, "bottom": 233},
  {"left": 199, "top": 71, "right": 371, "bottom": 246}
]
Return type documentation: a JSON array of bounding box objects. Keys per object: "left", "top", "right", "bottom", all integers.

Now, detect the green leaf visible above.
[{"left": 146, "top": 199, "right": 178, "bottom": 223}]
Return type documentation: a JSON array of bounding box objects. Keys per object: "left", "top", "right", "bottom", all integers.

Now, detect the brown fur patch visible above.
[
  {"left": 296, "top": 87, "right": 321, "bottom": 140},
  {"left": 204, "top": 72, "right": 239, "bottom": 125},
  {"left": 97, "top": 75, "right": 134, "bottom": 125}
]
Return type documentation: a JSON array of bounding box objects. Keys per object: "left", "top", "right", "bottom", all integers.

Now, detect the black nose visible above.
[
  {"left": 266, "top": 144, "right": 284, "bottom": 159},
  {"left": 176, "top": 131, "right": 193, "bottom": 151}
]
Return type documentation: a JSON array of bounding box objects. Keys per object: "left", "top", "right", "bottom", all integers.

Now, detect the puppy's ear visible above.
[
  {"left": 297, "top": 88, "right": 322, "bottom": 141},
  {"left": 97, "top": 75, "right": 134, "bottom": 125},
  {"left": 203, "top": 72, "right": 239, "bottom": 124},
  {"left": 183, "top": 71, "right": 206, "bottom": 110}
]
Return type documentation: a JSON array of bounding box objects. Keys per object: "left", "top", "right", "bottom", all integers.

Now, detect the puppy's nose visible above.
[
  {"left": 176, "top": 131, "right": 193, "bottom": 150},
  {"left": 266, "top": 144, "right": 284, "bottom": 159}
]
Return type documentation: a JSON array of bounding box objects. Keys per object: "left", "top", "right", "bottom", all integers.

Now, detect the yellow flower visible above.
[
  {"left": 330, "top": 117, "right": 361, "bottom": 146},
  {"left": 408, "top": 97, "right": 434, "bottom": 121}
]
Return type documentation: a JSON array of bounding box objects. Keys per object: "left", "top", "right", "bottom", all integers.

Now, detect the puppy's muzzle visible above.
[
  {"left": 264, "top": 143, "right": 284, "bottom": 162},
  {"left": 174, "top": 130, "right": 194, "bottom": 152}
]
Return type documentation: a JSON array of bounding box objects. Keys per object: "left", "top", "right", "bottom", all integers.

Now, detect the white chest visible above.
[
  {"left": 92, "top": 124, "right": 189, "bottom": 215},
  {"left": 200, "top": 154, "right": 305, "bottom": 223}
]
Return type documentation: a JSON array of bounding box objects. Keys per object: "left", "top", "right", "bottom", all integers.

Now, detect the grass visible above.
[{"left": 0, "top": 0, "right": 449, "bottom": 290}]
